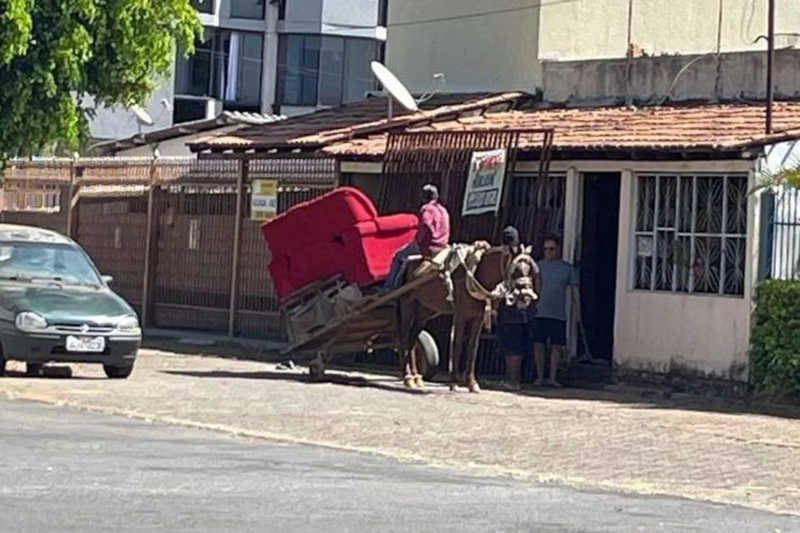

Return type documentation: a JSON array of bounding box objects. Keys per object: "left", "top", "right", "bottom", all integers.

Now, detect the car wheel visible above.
[
  {"left": 103, "top": 363, "right": 134, "bottom": 379},
  {"left": 26, "top": 362, "right": 43, "bottom": 377},
  {"left": 0, "top": 353, "right": 6, "bottom": 377}
]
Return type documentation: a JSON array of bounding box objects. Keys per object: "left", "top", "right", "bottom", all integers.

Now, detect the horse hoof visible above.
[
  {"left": 413, "top": 375, "right": 425, "bottom": 388},
  {"left": 468, "top": 382, "right": 481, "bottom": 394}
]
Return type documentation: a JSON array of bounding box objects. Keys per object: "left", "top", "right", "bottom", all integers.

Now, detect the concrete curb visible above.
[{"left": 143, "top": 328, "right": 287, "bottom": 356}]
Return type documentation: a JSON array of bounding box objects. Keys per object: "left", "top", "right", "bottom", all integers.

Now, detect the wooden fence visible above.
[{"left": 1, "top": 154, "right": 566, "bottom": 379}]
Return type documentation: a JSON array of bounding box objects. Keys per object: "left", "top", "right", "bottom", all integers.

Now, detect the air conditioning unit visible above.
[{"left": 173, "top": 95, "right": 223, "bottom": 123}]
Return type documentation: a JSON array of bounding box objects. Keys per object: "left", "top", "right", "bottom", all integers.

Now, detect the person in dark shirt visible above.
[
  {"left": 384, "top": 184, "right": 450, "bottom": 290},
  {"left": 492, "top": 226, "right": 540, "bottom": 391}
]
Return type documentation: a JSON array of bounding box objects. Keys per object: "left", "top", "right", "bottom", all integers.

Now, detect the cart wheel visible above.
[{"left": 415, "top": 330, "right": 439, "bottom": 381}]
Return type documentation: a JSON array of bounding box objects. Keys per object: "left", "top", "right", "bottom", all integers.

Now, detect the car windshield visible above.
[{"left": 0, "top": 241, "right": 101, "bottom": 286}]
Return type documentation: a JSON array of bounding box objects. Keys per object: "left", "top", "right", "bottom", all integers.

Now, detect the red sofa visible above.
[{"left": 262, "top": 186, "right": 418, "bottom": 301}]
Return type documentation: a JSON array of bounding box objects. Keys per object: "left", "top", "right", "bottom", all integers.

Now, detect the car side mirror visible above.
[{"left": 101, "top": 275, "right": 114, "bottom": 285}]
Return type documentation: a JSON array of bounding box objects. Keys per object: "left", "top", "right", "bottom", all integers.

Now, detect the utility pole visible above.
[{"left": 766, "top": 0, "right": 775, "bottom": 134}]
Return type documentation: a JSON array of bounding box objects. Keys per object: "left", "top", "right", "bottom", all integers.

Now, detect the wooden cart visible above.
[{"left": 279, "top": 271, "right": 442, "bottom": 380}]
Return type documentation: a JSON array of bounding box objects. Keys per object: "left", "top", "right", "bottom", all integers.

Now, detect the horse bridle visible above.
[{"left": 502, "top": 246, "right": 536, "bottom": 287}]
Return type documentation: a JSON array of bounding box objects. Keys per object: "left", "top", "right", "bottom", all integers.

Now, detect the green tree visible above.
[
  {"left": 751, "top": 163, "right": 800, "bottom": 195},
  {"left": 0, "top": 0, "right": 202, "bottom": 161}
]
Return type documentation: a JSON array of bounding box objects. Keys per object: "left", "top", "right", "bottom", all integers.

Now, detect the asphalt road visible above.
[{"left": 1, "top": 399, "right": 798, "bottom": 533}]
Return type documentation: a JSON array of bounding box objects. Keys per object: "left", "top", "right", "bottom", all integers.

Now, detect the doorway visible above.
[{"left": 578, "top": 173, "right": 621, "bottom": 363}]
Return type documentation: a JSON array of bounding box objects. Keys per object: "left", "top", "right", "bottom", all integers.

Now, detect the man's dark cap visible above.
[
  {"left": 502, "top": 226, "right": 520, "bottom": 246},
  {"left": 422, "top": 184, "right": 439, "bottom": 200}
]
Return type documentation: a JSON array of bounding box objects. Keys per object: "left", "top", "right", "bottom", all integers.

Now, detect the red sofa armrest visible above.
[{"left": 370, "top": 213, "right": 419, "bottom": 234}]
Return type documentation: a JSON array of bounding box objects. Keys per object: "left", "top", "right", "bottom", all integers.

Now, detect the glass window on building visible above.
[
  {"left": 277, "top": 35, "right": 379, "bottom": 108},
  {"left": 174, "top": 31, "right": 213, "bottom": 97},
  {"left": 342, "top": 38, "right": 379, "bottom": 103},
  {"left": 277, "top": 35, "right": 321, "bottom": 106},
  {"left": 191, "top": 0, "right": 213, "bottom": 14},
  {"left": 174, "top": 27, "right": 264, "bottom": 112},
  {"left": 230, "top": 0, "right": 264, "bottom": 19},
  {"left": 318, "top": 37, "right": 344, "bottom": 106}
]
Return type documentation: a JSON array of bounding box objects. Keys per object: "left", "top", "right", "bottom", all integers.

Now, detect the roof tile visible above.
[
  {"left": 322, "top": 101, "right": 800, "bottom": 156},
  {"left": 189, "top": 92, "right": 526, "bottom": 151}
]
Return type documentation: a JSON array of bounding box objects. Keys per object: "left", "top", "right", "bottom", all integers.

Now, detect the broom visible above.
[{"left": 577, "top": 320, "right": 593, "bottom": 363}]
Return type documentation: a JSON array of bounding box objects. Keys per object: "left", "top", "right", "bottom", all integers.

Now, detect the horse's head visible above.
[{"left": 503, "top": 245, "right": 538, "bottom": 309}]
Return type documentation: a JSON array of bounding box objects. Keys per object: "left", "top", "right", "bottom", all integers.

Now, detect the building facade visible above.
[
  {"left": 371, "top": 0, "right": 800, "bottom": 381},
  {"left": 387, "top": 0, "right": 800, "bottom": 99},
  {"left": 90, "top": 0, "right": 387, "bottom": 141}
]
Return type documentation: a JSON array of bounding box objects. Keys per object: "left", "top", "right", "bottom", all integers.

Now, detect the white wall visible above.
[
  {"left": 539, "top": 0, "right": 800, "bottom": 61},
  {"left": 198, "top": 0, "right": 272, "bottom": 32},
  {"left": 321, "top": 0, "right": 381, "bottom": 38},
  {"left": 262, "top": 4, "right": 279, "bottom": 114},
  {"left": 88, "top": 73, "right": 175, "bottom": 140},
  {"left": 280, "top": 0, "right": 381, "bottom": 38},
  {"left": 612, "top": 164, "right": 756, "bottom": 381},
  {"left": 111, "top": 125, "right": 243, "bottom": 158},
  {"left": 385, "top": 0, "right": 800, "bottom": 97},
  {"left": 520, "top": 159, "right": 758, "bottom": 381},
  {"left": 386, "top": 0, "right": 542, "bottom": 93}
]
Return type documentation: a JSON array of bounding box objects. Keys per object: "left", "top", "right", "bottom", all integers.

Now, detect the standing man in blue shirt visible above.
[{"left": 533, "top": 235, "right": 580, "bottom": 387}]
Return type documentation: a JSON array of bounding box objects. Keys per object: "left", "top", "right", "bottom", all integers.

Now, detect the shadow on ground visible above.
[
  {"left": 143, "top": 339, "right": 283, "bottom": 362},
  {"left": 161, "top": 368, "right": 436, "bottom": 396},
  {"left": 161, "top": 364, "right": 800, "bottom": 421},
  {"left": 142, "top": 336, "right": 800, "bottom": 420},
  {"left": 2, "top": 366, "right": 103, "bottom": 380}
]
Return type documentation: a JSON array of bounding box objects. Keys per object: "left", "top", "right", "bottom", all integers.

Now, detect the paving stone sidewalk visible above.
[{"left": 2, "top": 349, "right": 800, "bottom": 515}]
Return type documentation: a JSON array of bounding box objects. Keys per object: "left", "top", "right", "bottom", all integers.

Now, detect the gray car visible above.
[{"left": 0, "top": 224, "right": 141, "bottom": 378}]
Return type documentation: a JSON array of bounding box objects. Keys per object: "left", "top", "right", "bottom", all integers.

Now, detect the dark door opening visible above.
[{"left": 578, "top": 173, "right": 621, "bottom": 363}]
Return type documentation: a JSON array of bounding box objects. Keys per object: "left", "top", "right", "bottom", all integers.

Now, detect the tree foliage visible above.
[
  {"left": 0, "top": 0, "right": 202, "bottom": 160},
  {"left": 751, "top": 164, "right": 800, "bottom": 195}
]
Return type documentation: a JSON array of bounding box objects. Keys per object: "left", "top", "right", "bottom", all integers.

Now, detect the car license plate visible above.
[{"left": 66, "top": 336, "right": 105, "bottom": 353}]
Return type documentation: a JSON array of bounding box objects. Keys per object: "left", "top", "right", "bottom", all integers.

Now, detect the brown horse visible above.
[{"left": 396, "top": 244, "right": 538, "bottom": 392}]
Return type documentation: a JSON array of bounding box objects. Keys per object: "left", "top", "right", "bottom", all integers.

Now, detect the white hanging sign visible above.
[{"left": 461, "top": 148, "right": 507, "bottom": 216}]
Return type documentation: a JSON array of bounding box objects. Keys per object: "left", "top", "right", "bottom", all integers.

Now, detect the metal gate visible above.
[
  {"left": 149, "top": 157, "right": 338, "bottom": 334},
  {"left": 760, "top": 185, "right": 800, "bottom": 280}
]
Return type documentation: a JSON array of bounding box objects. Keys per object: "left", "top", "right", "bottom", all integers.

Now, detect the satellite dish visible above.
[
  {"left": 130, "top": 104, "right": 154, "bottom": 126},
  {"left": 370, "top": 61, "right": 419, "bottom": 112}
]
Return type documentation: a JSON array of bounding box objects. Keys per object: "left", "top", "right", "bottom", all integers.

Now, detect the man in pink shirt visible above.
[{"left": 384, "top": 184, "right": 451, "bottom": 290}]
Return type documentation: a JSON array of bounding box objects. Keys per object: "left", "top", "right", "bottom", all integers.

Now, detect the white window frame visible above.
[{"left": 632, "top": 173, "right": 748, "bottom": 297}]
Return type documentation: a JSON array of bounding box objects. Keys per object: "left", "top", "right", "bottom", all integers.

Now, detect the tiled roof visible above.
[
  {"left": 321, "top": 101, "right": 800, "bottom": 157},
  {"left": 91, "top": 111, "right": 286, "bottom": 155},
  {"left": 188, "top": 92, "right": 528, "bottom": 151}
]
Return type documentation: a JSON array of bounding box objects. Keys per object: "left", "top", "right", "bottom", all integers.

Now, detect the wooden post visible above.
[
  {"left": 66, "top": 159, "right": 76, "bottom": 237},
  {"left": 140, "top": 154, "right": 159, "bottom": 327},
  {"left": 67, "top": 165, "right": 83, "bottom": 239},
  {"left": 766, "top": 0, "right": 775, "bottom": 134},
  {"left": 492, "top": 134, "right": 520, "bottom": 242},
  {"left": 334, "top": 159, "right": 342, "bottom": 187},
  {"left": 228, "top": 159, "right": 248, "bottom": 337}
]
